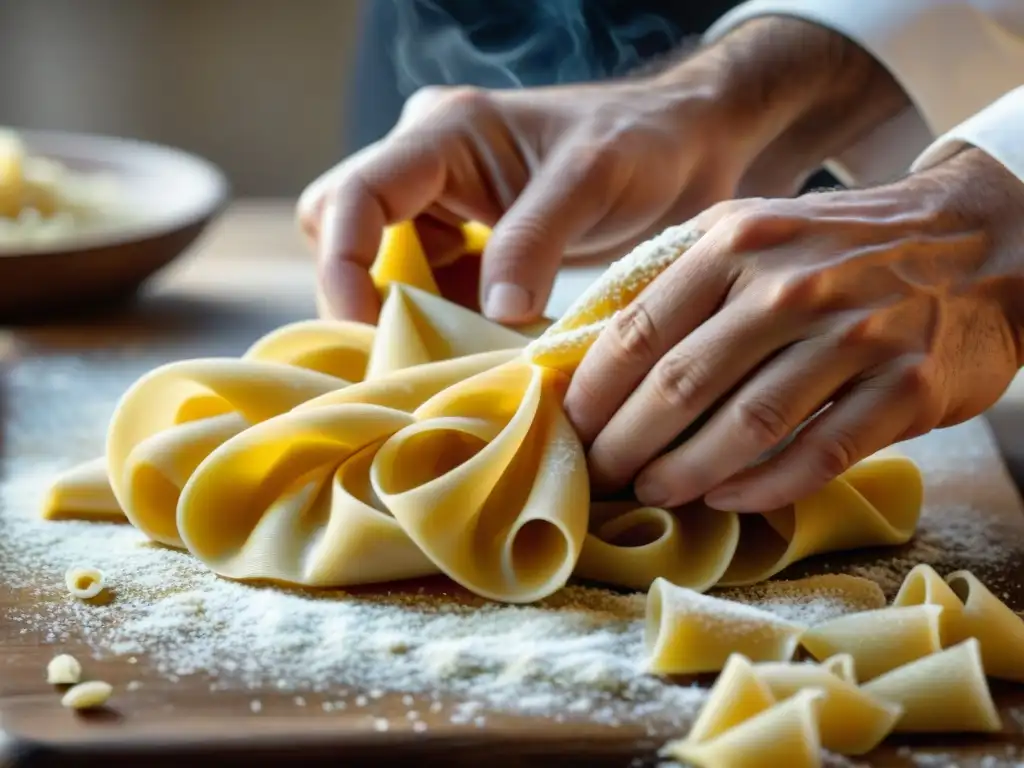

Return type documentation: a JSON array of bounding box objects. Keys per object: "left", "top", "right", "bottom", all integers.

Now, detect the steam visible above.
[{"left": 389, "top": 0, "right": 682, "bottom": 95}]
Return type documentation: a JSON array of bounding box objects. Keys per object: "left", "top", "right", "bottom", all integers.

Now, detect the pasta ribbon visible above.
[
  {"left": 44, "top": 216, "right": 925, "bottom": 607},
  {"left": 578, "top": 453, "right": 921, "bottom": 593}
]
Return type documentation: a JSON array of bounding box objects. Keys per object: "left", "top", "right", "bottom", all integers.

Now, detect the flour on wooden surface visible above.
[{"left": 3, "top": 351, "right": 1024, "bottom": 735}]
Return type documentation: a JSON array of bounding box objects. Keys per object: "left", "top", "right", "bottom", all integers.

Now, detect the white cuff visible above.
[
  {"left": 912, "top": 85, "right": 1024, "bottom": 187},
  {"left": 706, "top": 0, "right": 1024, "bottom": 185}
]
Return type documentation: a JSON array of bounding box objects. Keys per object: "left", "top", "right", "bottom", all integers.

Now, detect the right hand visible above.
[{"left": 298, "top": 75, "right": 764, "bottom": 326}]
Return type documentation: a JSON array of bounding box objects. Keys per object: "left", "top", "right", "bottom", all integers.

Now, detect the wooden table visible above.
[{"left": 4, "top": 201, "right": 1024, "bottom": 768}]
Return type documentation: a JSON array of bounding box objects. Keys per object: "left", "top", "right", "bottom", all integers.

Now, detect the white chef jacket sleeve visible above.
[{"left": 704, "top": 1, "right": 1024, "bottom": 187}]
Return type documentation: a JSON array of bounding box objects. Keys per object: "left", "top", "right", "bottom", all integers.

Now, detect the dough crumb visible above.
[
  {"left": 46, "top": 653, "right": 82, "bottom": 685},
  {"left": 61, "top": 680, "right": 113, "bottom": 710},
  {"left": 64, "top": 566, "right": 105, "bottom": 600}
]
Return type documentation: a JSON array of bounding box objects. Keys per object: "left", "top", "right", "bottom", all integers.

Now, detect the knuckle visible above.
[
  {"left": 607, "top": 302, "right": 661, "bottom": 367},
  {"left": 764, "top": 270, "right": 823, "bottom": 313},
  {"left": 723, "top": 209, "right": 773, "bottom": 253},
  {"left": 402, "top": 85, "right": 491, "bottom": 122},
  {"left": 650, "top": 354, "right": 706, "bottom": 412},
  {"left": 733, "top": 396, "right": 792, "bottom": 447},
  {"left": 894, "top": 360, "right": 935, "bottom": 400},
  {"left": 809, "top": 429, "right": 860, "bottom": 482}
]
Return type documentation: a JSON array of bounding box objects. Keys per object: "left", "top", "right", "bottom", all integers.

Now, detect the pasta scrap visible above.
[
  {"left": 862, "top": 639, "right": 1001, "bottom": 733},
  {"left": 895, "top": 564, "right": 1024, "bottom": 682},
  {"left": 61, "top": 680, "right": 113, "bottom": 711},
  {"left": 664, "top": 667, "right": 825, "bottom": 768},
  {"left": 64, "top": 566, "right": 105, "bottom": 600},
  {"left": 645, "top": 578, "right": 805, "bottom": 674},
  {"left": 800, "top": 604, "right": 944, "bottom": 681},
  {"left": 46, "top": 654, "right": 82, "bottom": 685}
]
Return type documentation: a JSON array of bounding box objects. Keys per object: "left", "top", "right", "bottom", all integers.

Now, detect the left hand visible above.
[{"left": 564, "top": 147, "right": 1024, "bottom": 512}]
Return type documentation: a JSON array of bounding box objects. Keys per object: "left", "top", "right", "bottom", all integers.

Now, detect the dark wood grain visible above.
[{"left": 4, "top": 202, "right": 1024, "bottom": 768}]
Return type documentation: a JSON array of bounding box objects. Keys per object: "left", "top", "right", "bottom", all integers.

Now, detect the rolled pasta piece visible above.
[
  {"left": 753, "top": 659, "right": 901, "bottom": 755},
  {"left": 862, "top": 639, "right": 1002, "bottom": 733},
  {"left": 177, "top": 404, "right": 436, "bottom": 587},
  {"left": 891, "top": 563, "right": 966, "bottom": 645},
  {"left": 41, "top": 457, "right": 124, "bottom": 522},
  {"left": 820, "top": 654, "right": 857, "bottom": 684},
  {"left": 891, "top": 565, "right": 1024, "bottom": 682},
  {"left": 372, "top": 361, "right": 589, "bottom": 603},
  {"left": 575, "top": 503, "right": 740, "bottom": 592},
  {"left": 945, "top": 570, "right": 1024, "bottom": 683},
  {"left": 664, "top": 688, "right": 826, "bottom": 768},
  {"left": 645, "top": 577, "right": 805, "bottom": 675},
  {"left": 526, "top": 221, "right": 705, "bottom": 374},
  {"left": 800, "top": 604, "right": 944, "bottom": 681}
]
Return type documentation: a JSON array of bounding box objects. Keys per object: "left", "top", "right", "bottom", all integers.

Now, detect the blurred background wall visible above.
[{"left": 0, "top": 0, "right": 362, "bottom": 197}]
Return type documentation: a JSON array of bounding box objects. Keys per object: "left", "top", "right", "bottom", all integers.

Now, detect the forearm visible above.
[{"left": 650, "top": 16, "right": 908, "bottom": 191}]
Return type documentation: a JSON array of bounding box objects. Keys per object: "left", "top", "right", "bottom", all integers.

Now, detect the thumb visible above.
[{"left": 480, "top": 145, "right": 616, "bottom": 324}]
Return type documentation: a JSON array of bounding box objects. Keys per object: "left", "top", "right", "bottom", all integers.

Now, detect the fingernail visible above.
[
  {"left": 704, "top": 489, "right": 740, "bottom": 511},
  {"left": 635, "top": 477, "right": 669, "bottom": 507},
  {"left": 484, "top": 282, "right": 532, "bottom": 322}
]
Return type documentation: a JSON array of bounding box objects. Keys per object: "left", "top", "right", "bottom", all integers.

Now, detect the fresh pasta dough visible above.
[
  {"left": 894, "top": 563, "right": 1024, "bottom": 682},
  {"left": 43, "top": 217, "right": 926, "bottom": 605},
  {"left": 751, "top": 658, "right": 901, "bottom": 755},
  {"left": 645, "top": 577, "right": 805, "bottom": 674},
  {"left": 800, "top": 604, "right": 944, "bottom": 681},
  {"left": 42, "top": 456, "right": 123, "bottom": 522},
  {"left": 576, "top": 453, "right": 921, "bottom": 592},
  {"left": 861, "top": 639, "right": 1001, "bottom": 733},
  {"left": 663, "top": 655, "right": 826, "bottom": 768}
]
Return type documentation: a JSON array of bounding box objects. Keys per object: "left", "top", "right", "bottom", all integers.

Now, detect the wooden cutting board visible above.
[{"left": 3, "top": 203, "right": 1024, "bottom": 768}]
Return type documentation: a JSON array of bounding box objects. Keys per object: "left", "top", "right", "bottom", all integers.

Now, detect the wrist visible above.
[
  {"left": 928, "top": 148, "right": 1024, "bottom": 364},
  {"left": 654, "top": 16, "right": 909, "bottom": 183}
]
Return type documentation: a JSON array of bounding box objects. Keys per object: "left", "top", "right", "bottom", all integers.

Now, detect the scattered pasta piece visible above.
[
  {"left": 46, "top": 654, "right": 82, "bottom": 685},
  {"left": 645, "top": 578, "right": 805, "bottom": 674},
  {"left": 800, "top": 604, "right": 943, "bottom": 680},
  {"left": 753, "top": 659, "right": 901, "bottom": 755},
  {"left": 41, "top": 457, "right": 124, "bottom": 522},
  {"left": 64, "top": 566, "right": 105, "bottom": 600},
  {"left": 664, "top": 687, "right": 826, "bottom": 768},
  {"left": 61, "top": 680, "right": 113, "bottom": 711},
  {"left": 862, "top": 639, "right": 1001, "bottom": 733},
  {"left": 895, "top": 564, "right": 1024, "bottom": 682}
]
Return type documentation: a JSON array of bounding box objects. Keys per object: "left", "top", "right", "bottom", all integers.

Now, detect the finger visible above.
[
  {"left": 564, "top": 225, "right": 739, "bottom": 445},
  {"left": 587, "top": 300, "right": 798, "bottom": 493},
  {"left": 318, "top": 134, "right": 449, "bottom": 323},
  {"left": 701, "top": 362, "right": 924, "bottom": 512},
  {"left": 479, "top": 142, "right": 632, "bottom": 324},
  {"left": 630, "top": 325, "right": 883, "bottom": 507}
]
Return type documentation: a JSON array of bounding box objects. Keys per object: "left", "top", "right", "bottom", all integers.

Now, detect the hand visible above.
[
  {"left": 297, "top": 17, "right": 897, "bottom": 326},
  {"left": 564, "top": 148, "right": 1024, "bottom": 512}
]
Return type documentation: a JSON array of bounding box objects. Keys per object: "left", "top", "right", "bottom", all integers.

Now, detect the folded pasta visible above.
[
  {"left": 43, "top": 217, "right": 926, "bottom": 606},
  {"left": 663, "top": 655, "right": 827, "bottom": 768},
  {"left": 894, "top": 563, "right": 1024, "bottom": 682},
  {"left": 645, "top": 578, "right": 805, "bottom": 674}
]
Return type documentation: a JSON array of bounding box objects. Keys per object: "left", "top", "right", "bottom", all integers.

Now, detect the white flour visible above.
[{"left": 3, "top": 348, "right": 1024, "bottom": 742}]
